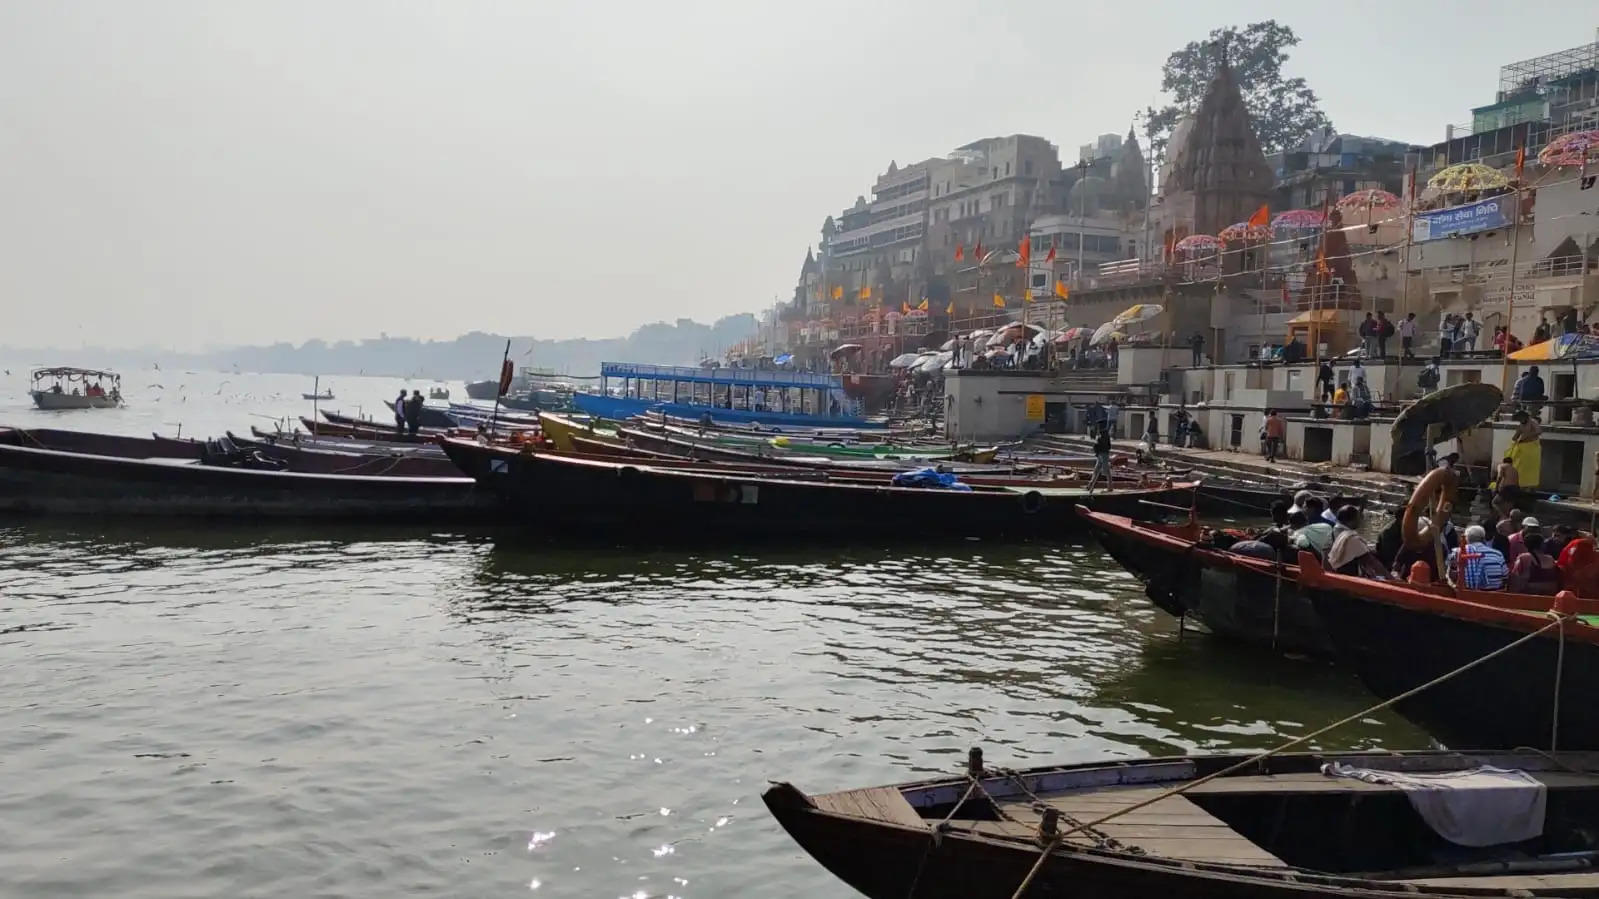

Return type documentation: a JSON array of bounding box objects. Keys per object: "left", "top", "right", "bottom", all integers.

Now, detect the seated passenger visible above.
[
  {"left": 1290, "top": 510, "right": 1334, "bottom": 560},
  {"left": 1326, "top": 505, "right": 1385, "bottom": 577},
  {"left": 1446, "top": 525, "right": 1509, "bottom": 590},
  {"left": 1508, "top": 533, "right": 1560, "bottom": 596}
]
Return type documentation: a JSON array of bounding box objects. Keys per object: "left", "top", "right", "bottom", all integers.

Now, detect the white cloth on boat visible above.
[{"left": 1321, "top": 763, "right": 1545, "bottom": 847}]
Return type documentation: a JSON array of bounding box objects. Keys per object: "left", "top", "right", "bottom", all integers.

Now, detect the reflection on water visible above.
[{"left": 0, "top": 521, "right": 1427, "bottom": 897}]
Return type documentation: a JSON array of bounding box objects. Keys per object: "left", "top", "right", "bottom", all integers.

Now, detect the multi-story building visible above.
[{"left": 1267, "top": 128, "right": 1415, "bottom": 212}]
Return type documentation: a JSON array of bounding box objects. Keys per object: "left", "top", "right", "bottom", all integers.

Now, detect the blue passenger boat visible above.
[{"left": 571, "top": 362, "right": 883, "bottom": 429}]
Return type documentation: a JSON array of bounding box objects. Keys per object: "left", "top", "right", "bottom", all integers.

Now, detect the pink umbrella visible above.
[
  {"left": 1054, "top": 326, "right": 1091, "bottom": 342},
  {"left": 1539, "top": 130, "right": 1599, "bottom": 168},
  {"left": 1272, "top": 209, "right": 1326, "bottom": 230},
  {"left": 1218, "top": 221, "right": 1270, "bottom": 242},
  {"left": 1174, "top": 234, "right": 1221, "bottom": 253},
  {"left": 1335, "top": 189, "right": 1400, "bottom": 210}
]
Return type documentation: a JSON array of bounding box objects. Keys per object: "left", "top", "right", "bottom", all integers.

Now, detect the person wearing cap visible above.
[
  {"left": 1508, "top": 516, "right": 1540, "bottom": 560},
  {"left": 1446, "top": 525, "right": 1508, "bottom": 590}
]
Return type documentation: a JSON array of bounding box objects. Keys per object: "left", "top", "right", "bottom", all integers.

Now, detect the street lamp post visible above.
[{"left": 1075, "top": 158, "right": 1091, "bottom": 288}]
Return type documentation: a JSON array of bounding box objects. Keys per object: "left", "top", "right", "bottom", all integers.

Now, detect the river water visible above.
[{"left": 1, "top": 367, "right": 1429, "bottom": 897}]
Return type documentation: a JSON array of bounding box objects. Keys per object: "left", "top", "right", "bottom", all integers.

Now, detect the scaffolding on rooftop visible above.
[{"left": 1497, "top": 38, "right": 1599, "bottom": 100}]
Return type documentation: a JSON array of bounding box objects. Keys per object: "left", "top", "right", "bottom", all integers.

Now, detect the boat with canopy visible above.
[{"left": 29, "top": 367, "right": 122, "bottom": 410}]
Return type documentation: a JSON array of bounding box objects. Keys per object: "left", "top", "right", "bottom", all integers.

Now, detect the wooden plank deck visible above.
[
  {"left": 991, "top": 786, "right": 1289, "bottom": 868},
  {"left": 812, "top": 787, "right": 927, "bottom": 829}
]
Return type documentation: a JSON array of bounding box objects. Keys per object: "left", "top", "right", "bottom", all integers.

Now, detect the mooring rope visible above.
[{"left": 1005, "top": 611, "right": 1573, "bottom": 899}]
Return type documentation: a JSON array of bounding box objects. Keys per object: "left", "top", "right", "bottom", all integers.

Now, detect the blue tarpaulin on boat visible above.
[
  {"left": 890, "top": 467, "right": 971, "bottom": 491},
  {"left": 773, "top": 354, "right": 793, "bottom": 365}
]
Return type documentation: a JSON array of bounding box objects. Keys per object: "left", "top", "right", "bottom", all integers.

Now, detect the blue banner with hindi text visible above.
[{"left": 1411, "top": 196, "right": 1513, "bottom": 242}]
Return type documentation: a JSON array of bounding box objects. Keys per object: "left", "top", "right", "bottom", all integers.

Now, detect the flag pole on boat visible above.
[{"left": 490, "top": 339, "right": 512, "bottom": 440}]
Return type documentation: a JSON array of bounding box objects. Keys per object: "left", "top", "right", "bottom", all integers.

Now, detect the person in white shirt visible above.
[
  {"left": 1398, "top": 313, "right": 1418, "bottom": 359},
  {"left": 1456, "top": 312, "right": 1481, "bottom": 353},
  {"left": 393, "top": 391, "right": 407, "bottom": 436}
]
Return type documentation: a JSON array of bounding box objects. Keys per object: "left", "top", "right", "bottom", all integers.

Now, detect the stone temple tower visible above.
[{"left": 1157, "top": 56, "right": 1274, "bottom": 243}]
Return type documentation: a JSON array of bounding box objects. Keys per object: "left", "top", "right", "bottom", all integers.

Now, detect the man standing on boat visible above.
[
  {"left": 1087, "top": 422, "right": 1113, "bottom": 492},
  {"left": 393, "top": 391, "right": 408, "bottom": 436},
  {"left": 404, "top": 390, "right": 424, "bottom": 436}
]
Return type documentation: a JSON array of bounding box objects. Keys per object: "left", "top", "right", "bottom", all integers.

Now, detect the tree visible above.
[{"left": 1143, "top": 21, "right": 1332, "bottom": 163}]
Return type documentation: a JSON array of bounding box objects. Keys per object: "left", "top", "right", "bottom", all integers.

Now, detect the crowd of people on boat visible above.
[{"left": 1215, "top": 489, "right": 1599, "bottom": 597}]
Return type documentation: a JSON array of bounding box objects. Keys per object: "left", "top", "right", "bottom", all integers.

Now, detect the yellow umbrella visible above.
[
  {"left": 1426, "top": 162, "right": 1508, "bottom": 193},
  {"left": 1090, "top": 322, "right": 1126, "bottom": 346},
  {"left": 1112, "top": 303, "right": 1163, "bottom": 325}
]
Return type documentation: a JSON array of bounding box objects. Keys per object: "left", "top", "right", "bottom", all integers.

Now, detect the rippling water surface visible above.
[{"left": 0, "top": 368, "right": 1428, "bottom": 896}]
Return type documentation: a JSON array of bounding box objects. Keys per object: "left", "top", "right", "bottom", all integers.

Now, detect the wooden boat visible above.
[
  {"left": 1300, "top": 552, "right": 1599, "bottom": 750},
  {"left": 296, "top": 417, "right": 442, "bottom": 443},
  {"left": 0, "top": 426, "right": 459, "bottom": 478},
  {"left": 29, "top": 367, "right": 122, "bottom": 409},
  {"left": 767, "top": 747, "right": 1599, "bottom": 898},
  {"left": 0, "top": 438, "right": 501, "bottom": 520},
  {"left": 1079, "top": 510, "right": 1331, "bottom": 657},
  {"left": 301, "top": 390, "right": 334, "bottom": 401},
  {"left": 321, "top": 407, "right": 464, "bottom": 431},
  {"left": 440, "top": 439, "right": 1198, "bottom": 541}
]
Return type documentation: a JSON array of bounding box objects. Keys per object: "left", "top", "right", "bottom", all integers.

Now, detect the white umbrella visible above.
[
  {"left": 888, "top": 352, "right": 923, "bottom": 368},
  {"left": 1091, "top": 322, "right": 1127, "bottom": 346},
  {"left": 969, "top": 329, "right": 994, "bottom": 341},
  {"left": 939, "top": 338, "right": 956, "bottom": 351},
  {"left": 916, "top": 351, "right": 953, "bottom": 374}
]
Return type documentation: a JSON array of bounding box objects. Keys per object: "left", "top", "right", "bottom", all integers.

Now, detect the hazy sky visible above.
[{"left": 2, "top": 2, "right": 1593, "bottom": 351}]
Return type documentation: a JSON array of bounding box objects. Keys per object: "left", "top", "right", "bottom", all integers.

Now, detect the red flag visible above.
[
  {"left": 954, "top": 243, "right": 964, "bottom": 261},
  {"left": 1247, "top": 204, "right": 1269, "bottom": 229},
  {"left": 1045, "top": 241, "right": 1056, "bottom": 263},
  {"left": 973, "top": 241, "right": 984, "bottom": 264},
  {"left": 1016, "top": 237, "right": 1031, "bottom": 268},
  {"left": 1514, "top": 145, "right": 1526, "bottom": 181}
]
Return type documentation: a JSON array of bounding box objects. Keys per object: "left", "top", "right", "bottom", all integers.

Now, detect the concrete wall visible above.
[{"left": 1118, "top": 346, "right": 1188, "bottom": 386}]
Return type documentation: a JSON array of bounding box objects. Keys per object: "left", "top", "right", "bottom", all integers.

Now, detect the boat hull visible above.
[
  {"left": 30, "top": 391, "right": 120, "bottom": 410},
  {"left": 1303, "top": 564, "right": 1599, "bottom": 749},
  {"left": 442, "top": 440, "right": 1194, "bottom": 542},
  {"left": 1081, "top": 511, "right": 1331, "bottom": 657},
  {"left": 0, "top": 441, "right": 501, "bottom": 520}
]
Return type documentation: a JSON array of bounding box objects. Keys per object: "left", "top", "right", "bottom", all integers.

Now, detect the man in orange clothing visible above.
[{"left": 1262, "top": 409, "right": 1286, "bottom": 462}]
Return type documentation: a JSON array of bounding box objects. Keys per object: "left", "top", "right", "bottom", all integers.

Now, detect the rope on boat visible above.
[
  {"left": 903, "top": 778, "right": 979, "bottom": 899},
  {"left": 1005, "top": 611, "right": 1574, "bottom": 899},
  {"left": 1553, "top": 615, "right": 1567, "bottom": 752}
]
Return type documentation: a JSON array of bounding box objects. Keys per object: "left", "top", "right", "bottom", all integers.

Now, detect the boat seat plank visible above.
[
  {"left": 813, "top": 787, "right": 927, "bottom": 829},
  {"left": 990, "top": 788, "right": 1288, "bottom": 868}
]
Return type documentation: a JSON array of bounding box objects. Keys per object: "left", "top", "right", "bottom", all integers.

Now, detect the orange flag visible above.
[
  {"left": 830, "top": 285, "right": 843, "bottom": 300},
  {"left": 1016, "top": 237, "right": 1031, "bottom": 268},
  {"left": 974, "top": 241, "right": 984, "bottom": 263},
  {"left": 1054, "top": 281, "right": 1069, "bottom": 300},
  {"left": 954, "top": 244, "right": 964, "bottom": 261},
  {"left": 992, "top": 293, "right": 1005, "bottom": 309},
  {"left": 917, "top": 298, "right": 928, "bottom": 312},
  {"left": 901, "top": 301, "right": 911, "bottom": 314},
  {"left": 858, "top": 286, "right": 872, "bottom": 300},
  {"left": 1247, "top": 204, "right": 1269, "bottom": 229},
  {"left": 1515, "top": 145, "right": 1526, "bottom": 181},
  {"left": 946, "top": 300, "right": 955, "bottom": 315},
  {"left": 1023, "top": 289, "right": 1034, "bottom": 303}
]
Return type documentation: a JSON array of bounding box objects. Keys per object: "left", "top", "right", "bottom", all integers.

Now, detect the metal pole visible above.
[
  {"left": 1498, "top": 183, "right": 1525, "bottom": 395},
  {"left": 312, "top": 375, "right": 319, "bottom": 438},
  {"left": 490, "top": 339, "right": 511, "bottom": 441}
]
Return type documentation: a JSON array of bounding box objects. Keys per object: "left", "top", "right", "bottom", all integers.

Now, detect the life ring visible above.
[
  {"left": 1019, "top": 490, "right": 1045, "bottom": 515},
  {"left": 1402, "top": 465, "right": 1458, "bottom": 551}
]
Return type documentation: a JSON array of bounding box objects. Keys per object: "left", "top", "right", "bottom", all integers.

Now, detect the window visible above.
[
  {"left": 1005, "top": 162, "right": 1011, "bottom": 176},
  {"left": 1031, "top": 274, "right": 1047, "bottom": 288},
  {"left": 1024, "top": 159, "right": 1033, "bottom": 176}
]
